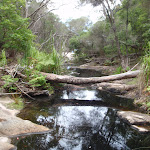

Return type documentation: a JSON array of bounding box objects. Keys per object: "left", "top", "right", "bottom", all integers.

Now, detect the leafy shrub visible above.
[
  {"left": 23, "top": 47, "right": 62, "bottom": 74},
  {"left": 2, "top": 75, "right": 18, "bottom": 92},
  {"left": 29, "top": 72, "right": 47, "bottom": 88},
  {"left": 0, "top": 50, "right": 7, "bottom": 66},
  {"left": 141, "top": 42, "right": 150, "bottom": 86},
  {"left": 114, "top": 66, "right": 123, "bottom": 74},
  {"left": 29, "top": 70, "right": 53, "bottom": 93},
  {"left": 0, "top": 0, "right": 35, "bottom": 52}
]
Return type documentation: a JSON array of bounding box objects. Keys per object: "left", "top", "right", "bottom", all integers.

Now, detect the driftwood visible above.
[{"left": 42, "top": 70, "right": 140, "bottom": 84}]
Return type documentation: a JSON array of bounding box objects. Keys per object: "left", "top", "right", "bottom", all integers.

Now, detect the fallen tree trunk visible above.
[
  {"left": 42, "top": 70, "right": 140, "bottom": 84},
  {"left": 97, "top": 82, "right": 137, "bottom": 94}
]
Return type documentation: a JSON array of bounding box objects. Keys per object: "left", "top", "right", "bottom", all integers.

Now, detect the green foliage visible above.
[
  {"left": 2, "top": 75, "right": 18, "bottom": 92},
  {"left": 114, "top": 66, "right": 123, "bottom": 74},
  {"left": 29, "top": 72, "right": 47, "bottom": 88},
  {"left": 28, "top": 70, "right": 54, "bottom": 93},
  {"left": 8, "top": 96, "right": 24, "bottom": 110},
  {"left": 69, "top": 37, "right": 81, "bottom": 51},
  {"left": 142, "top": 42, "right": 150, "bottom": 86},
  {"left": 0, "top": 0, "right": 35, "bottom": 52},
  {"left": 74, "top": 52, "right": 87, "bottom": 63},
  {"left": 24, "top": 47, "right": 62, "bottom": 74},
  {"left": 104, "top": 59, "right": 117, "bottom": 66},
  {"left": 0, "top": 50, "right": 7, "bottom": 66}
]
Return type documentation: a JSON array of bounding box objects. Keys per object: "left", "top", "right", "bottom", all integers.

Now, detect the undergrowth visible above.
[
  {"left": 23, "top": 47, "right": 62, "bottom": 74},
  {"left": 0, "top": 50, "right": 7, "bottom": 67}
]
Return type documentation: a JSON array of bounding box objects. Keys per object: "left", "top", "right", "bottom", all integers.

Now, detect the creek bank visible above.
[{"left": 0, "top": 96, "right": 49, "bottom": 150}]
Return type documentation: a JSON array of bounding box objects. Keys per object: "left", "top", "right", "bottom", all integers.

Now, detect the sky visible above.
[{"left": 51, "top": 0, "right": 103, "bottom": 23}]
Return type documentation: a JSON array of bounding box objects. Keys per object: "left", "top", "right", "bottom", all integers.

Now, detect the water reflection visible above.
[
  {"left": 61, "top": 90, "right": 102, "bottom": 100},
  {"left": 69, "top": 68, "right": 104, "bottom": 77},
  {"left": 12, "top": 105, "right": 146, "bottom": 150}
]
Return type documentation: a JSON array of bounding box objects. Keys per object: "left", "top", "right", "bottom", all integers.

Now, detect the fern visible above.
[{"left": 2, "top": 75, "right": 18, "bottom": 92}]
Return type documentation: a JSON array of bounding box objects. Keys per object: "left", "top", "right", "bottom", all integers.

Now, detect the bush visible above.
[
  {"left": 1, "top": 75, "right": 18, "bottom": 92},
  {"left": 23, "top": 47, "right": 62, "bottom": 74},
  {"left": 0, "top": 50, "right": 7, "bottom": 66}
]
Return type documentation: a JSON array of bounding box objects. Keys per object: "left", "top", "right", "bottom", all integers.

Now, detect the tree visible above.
[
  {"left": 80, "top": 0, "right": 150, "bottom": 69},
  {"left": 67, "top": 17, "right": 92, "bottom": 35},
  {"left": 26, "top": 0, "right": 69, "bottom": 53},
  {"left": 0, "top": 0, "right": 34, "bottom": 53}
]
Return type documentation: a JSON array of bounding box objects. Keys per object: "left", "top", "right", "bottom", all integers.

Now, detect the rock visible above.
[
  {"left": 97, "top": 82, "right": 137, "bottom": 94},
  {"left": 0, "top": 137, "right": 16, "bottom": 150},
  {"left": 0, "top": 96, "right": 49, "bottom": 150},
  {"left": 117, "top": 111, "right": 150, "bottom": 133},
  {"left": 0, "top": 103, "right": 49, "bottom": 136},
  {"left": 118, "top": 111, "right": 150, "bottom": 125},
  {"left": 0, "top": 117, "right": 49, "bottom": 136},
  {"left": 26, "top": 90, "right": 50, "bottom": 96}
]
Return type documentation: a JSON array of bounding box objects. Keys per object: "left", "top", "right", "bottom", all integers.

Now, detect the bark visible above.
[{"left": 41, "top": 70, "right": 140, "bottom": 84}]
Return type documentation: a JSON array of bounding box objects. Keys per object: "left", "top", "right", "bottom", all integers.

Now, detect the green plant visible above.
[
  {"left": 29, "top": 71, "right": 53, "bottom": 91},
  {"left": 114, "top": 66, "right": 123, "bottom": 74},
  {"left": 29, "top": 72, "right": 47, "bottom": 88},
  {"left": 8, "top": 96, "right": 24, "bottom": 110},
  {"left": 104, "top": 60, "right": 113, "bottom": 66},
  {"left": 142, "top": 42, "right": 150, "bottom": 86},
  {"left": 0, "top": 0, "right": 35, "bottom": 52},
  {"left": 2, "top": 75, "right": 18, "bottom": 92},
  {"left": 22, "top": 47, "right": 62, "bottom": 74},
  {"left": 0, "top": 50, "right": 7, "bottom": 66}
]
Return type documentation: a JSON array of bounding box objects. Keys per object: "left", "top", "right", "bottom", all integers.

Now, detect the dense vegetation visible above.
[{"left": 0, "top": 0, "right": 149, "bottom": 96}]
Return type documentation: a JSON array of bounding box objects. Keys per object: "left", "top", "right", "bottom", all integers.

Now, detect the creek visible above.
[{"left": 11, "top": 67, "right": 150, "bottom": 150}]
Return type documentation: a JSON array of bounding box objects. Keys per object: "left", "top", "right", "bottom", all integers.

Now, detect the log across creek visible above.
[{"left": 41, "top": 70, "right": 140, "bottom": 84}]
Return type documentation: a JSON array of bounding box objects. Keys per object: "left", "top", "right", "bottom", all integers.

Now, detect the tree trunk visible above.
[
  {"left": 41, "top": 70, "right": 140, "bottom": 84},
  {"left": 97, "top": 82, "right": 137, "bottom": 94}
]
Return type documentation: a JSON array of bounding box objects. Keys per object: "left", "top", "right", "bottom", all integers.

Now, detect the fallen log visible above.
[
  {"left": 41, "top": 70, "right": 140, "bottom": 84},
  {"left": 97, "top": 82, "right": 137, "bottom": 94}
]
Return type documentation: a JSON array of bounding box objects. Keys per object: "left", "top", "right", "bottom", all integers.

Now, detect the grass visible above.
[{"left": 7, "top": 97, "right": 24, "bottom": 110}]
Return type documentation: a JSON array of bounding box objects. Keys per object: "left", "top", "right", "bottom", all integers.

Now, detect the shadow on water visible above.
[{"left": 11, "top": 67, "right": 150, "bottom": 150}]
